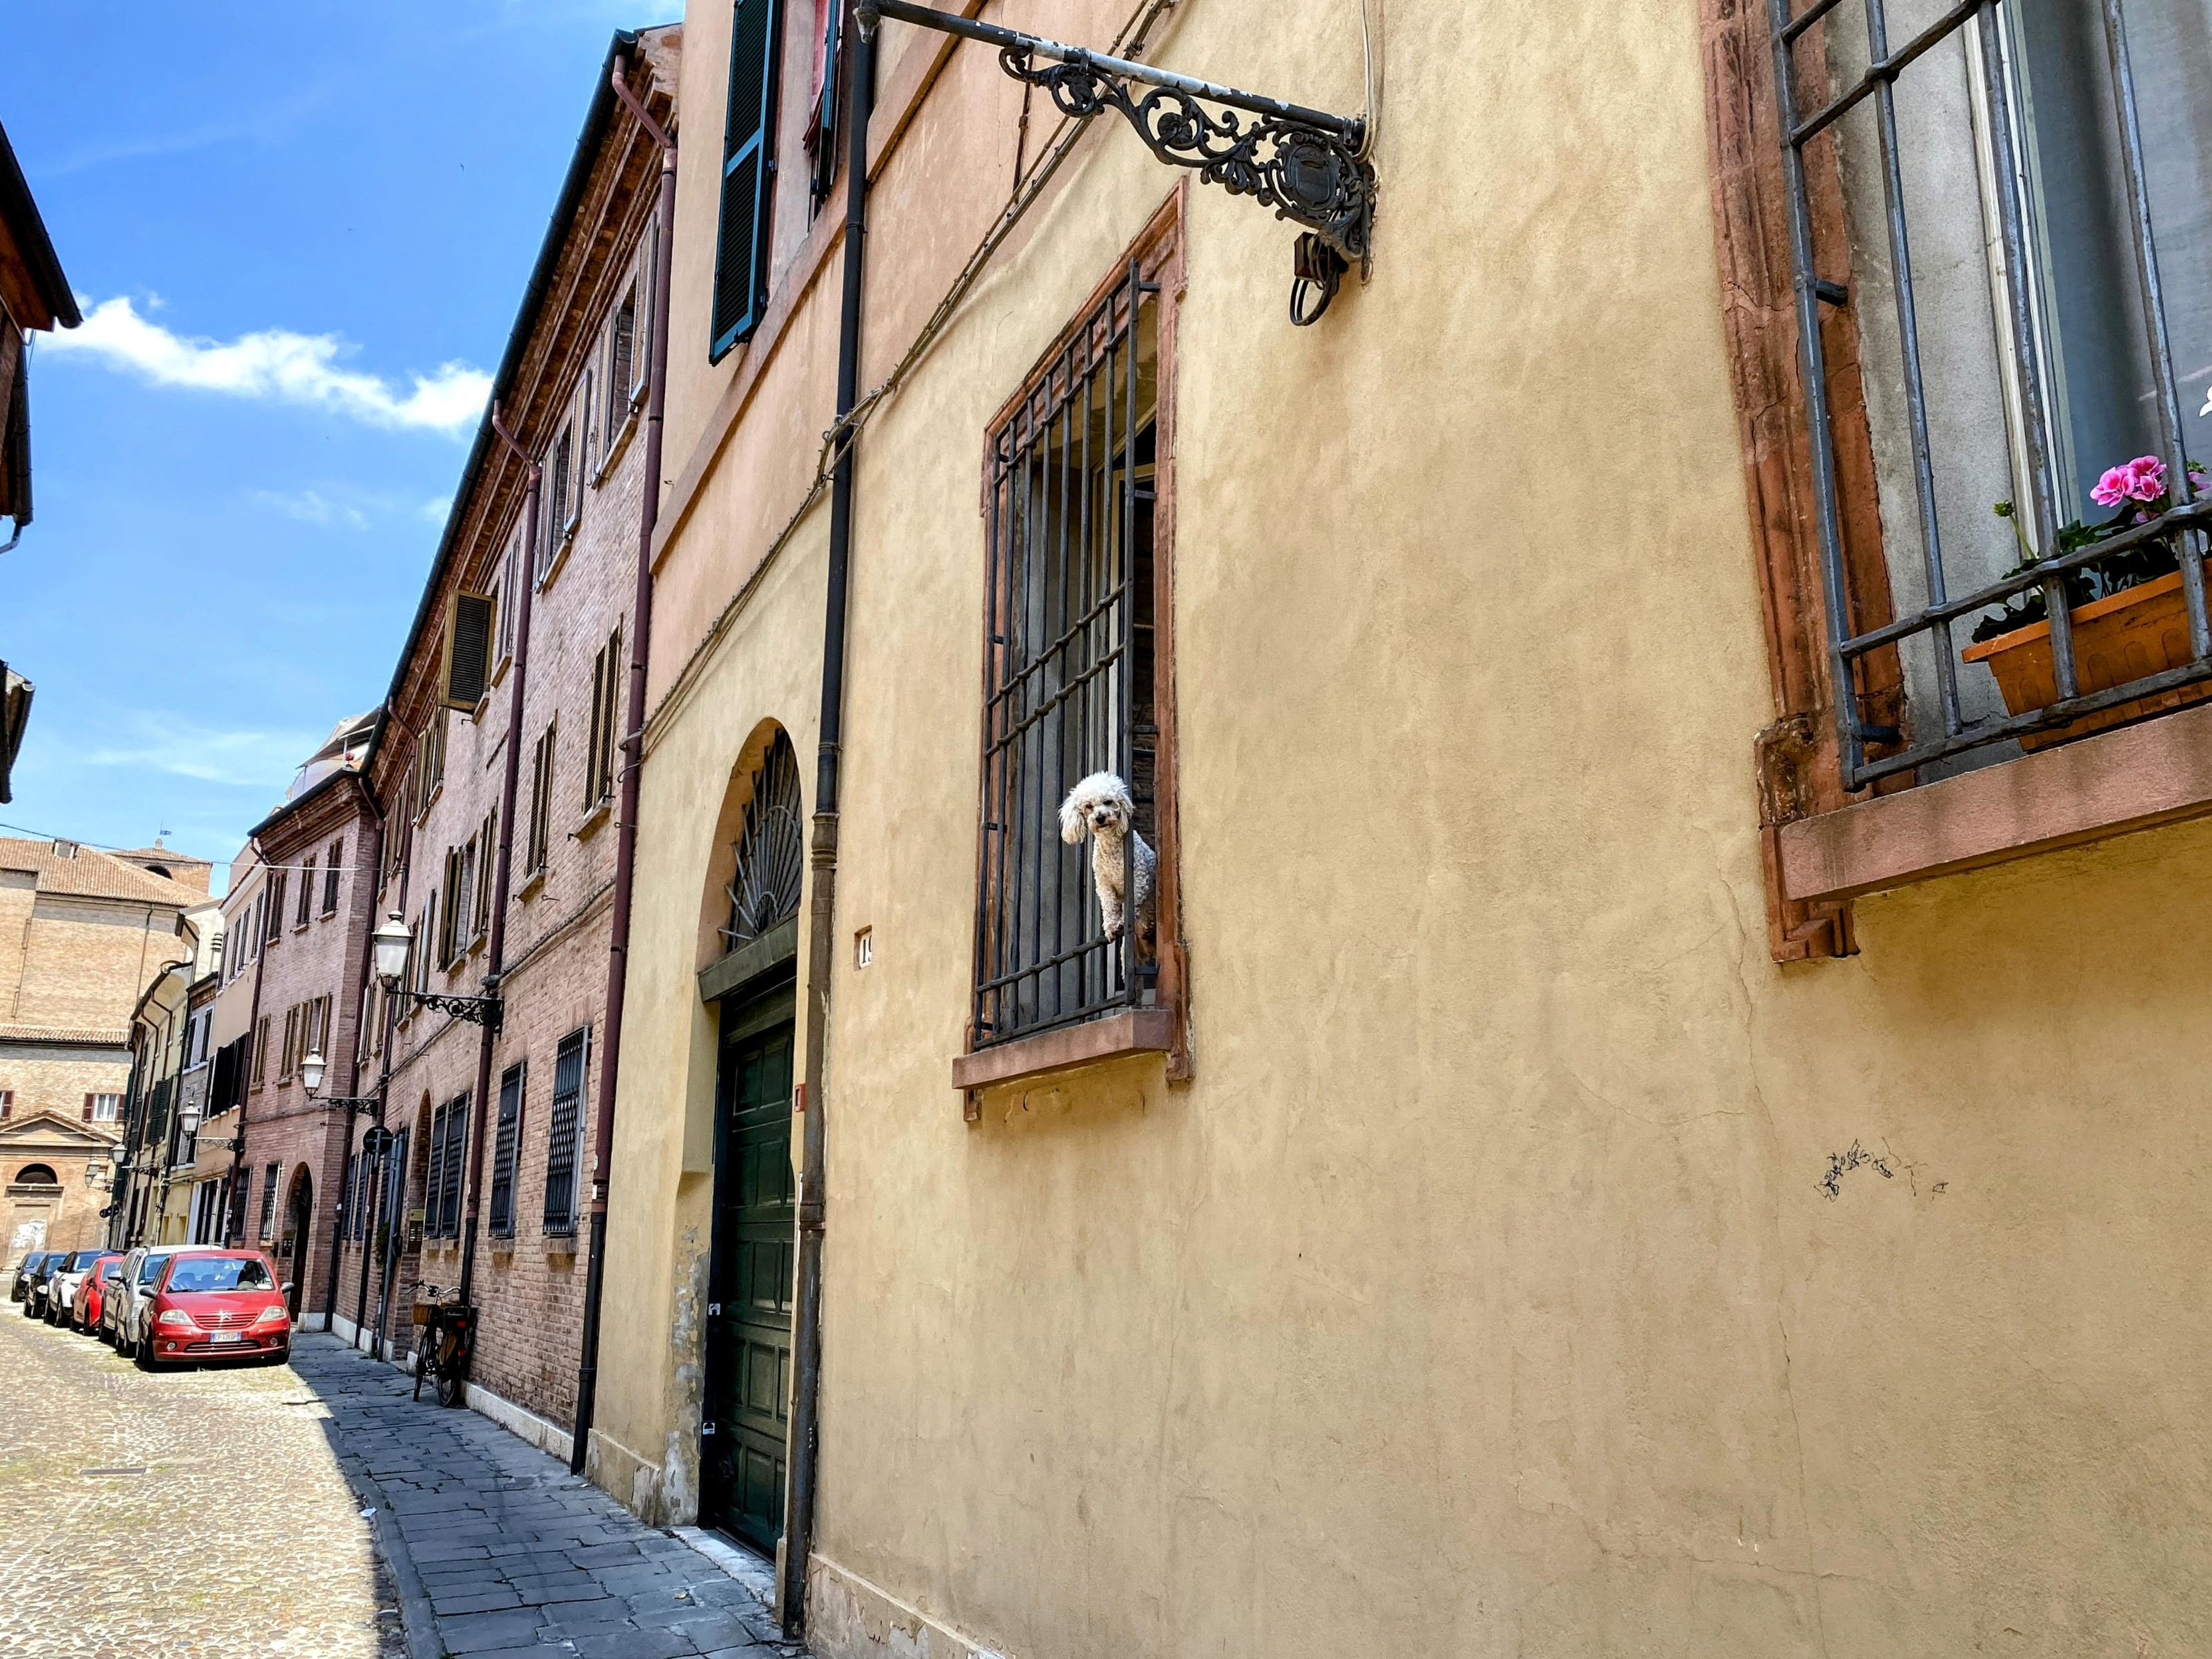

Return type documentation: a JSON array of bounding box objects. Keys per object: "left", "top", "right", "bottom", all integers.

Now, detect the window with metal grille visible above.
[
  {"left": 1771, "top": 0, "right": 2212, "bottom": 789},
  {"left": 489, "top": 1061, "right": 524, "bottom": 1237},
  {"left": 426, "top": 1092, "right": 468, "bottom": 1239},
  {"left": 974, "top": 257, "right": 1165, "bottom": 1048},
  {"left": 257, "top": 1161, "right": 279, "bottom": 1240},
  {"left": 542, "top": 1027, "right": 589, "bottom": 1235},
  {"left": 711, "top": 0, "right": 781, "bottom": 359}
]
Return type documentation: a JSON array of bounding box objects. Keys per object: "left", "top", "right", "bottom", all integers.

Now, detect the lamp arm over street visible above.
[{"left": 856, "top": 0, "right": 1375, "bottom": 319}]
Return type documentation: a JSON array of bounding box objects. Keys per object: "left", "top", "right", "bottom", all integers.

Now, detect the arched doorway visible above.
[
  {"left": 283, "top": 1166, "right": 313, "bottom": 1318},
  {"left": 700, "top": 728, "right": 801, "bottom": 1556}
]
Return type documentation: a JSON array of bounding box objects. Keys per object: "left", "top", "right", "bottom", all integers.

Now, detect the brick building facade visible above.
[
  {"left": 331, "top": 30, "right": 676, "bottom": 1452},
  {"left": 184, "top": 713, "right": 381, "bottom": 1321},
  {"left": 0, "top": 836, "right": 209, "bottom": 1263}
]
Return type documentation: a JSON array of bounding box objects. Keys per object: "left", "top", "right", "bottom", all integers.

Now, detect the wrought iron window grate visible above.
[
  {"left": 542, "top": 1028, "right": 588, "bottom": 1235},
  {"left": 1773, "top": 0, "right": 2212, "bottom": 788},
  {"left": 974, "top": 259, "right": 1159, "bottom": 1048}
]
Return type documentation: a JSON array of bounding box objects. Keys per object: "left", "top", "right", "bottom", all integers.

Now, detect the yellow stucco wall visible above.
[{"left": 596, "top": 0, "right": 2212, "bottom": 1652}]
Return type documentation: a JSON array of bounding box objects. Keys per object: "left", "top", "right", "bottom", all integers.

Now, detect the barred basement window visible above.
[
  {"left": 1770, "top": 0, "right": 2212, "bottom": 787},
  {"left": 542, "top": 1026, "right": 589, "bottom": 1235},
  {"left": 488, "top": 1061, "right": 525, "bottom": 1238},
  {"left": 972, "top": 242, "right": 1182, "bottom": 1053}
]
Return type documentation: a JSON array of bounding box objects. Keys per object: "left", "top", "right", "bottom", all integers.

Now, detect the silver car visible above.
[{"left": 109, "top": 1246, "right": 194, "bottom": 1360}]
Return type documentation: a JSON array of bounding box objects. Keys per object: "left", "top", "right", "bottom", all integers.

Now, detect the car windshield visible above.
[
  {"left": 98, "top": 1263, "right": 122, "bottom": 1280},
  {"left": 135, "top": 1257, "right": 165, "bottom": 1284},
  {"left": 68, "top": 1251, "right": 102, "bottom": 1269},
  {"left": 164, "top": 1257, "right": 272, "bottom": 1293}
]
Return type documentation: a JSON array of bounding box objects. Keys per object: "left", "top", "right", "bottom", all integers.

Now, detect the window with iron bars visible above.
[
  {"left": 257, "top": 1161, "right": 279, "bottom": 1240},
  {"left": 973, "top": 251, "right": 1176, "bottom": 1050},
  {"left": 424, "top": 1094, "right": 468, "bottom": 1240},
  {"left": 542, "top": 1028, "right": 588, "bottom": 1235},
  {"left": 488, "top": 1061, "right": 524, "bottom": 1237},
  {"left": 1771, "top": 0, "right": 2212, "bottom": 790}
]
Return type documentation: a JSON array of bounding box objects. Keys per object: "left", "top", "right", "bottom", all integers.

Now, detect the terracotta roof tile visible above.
[
  {"left": 0, "top": 837, "right": 205, "bottom": 907},
  {"left": 0, "top": 1023, "right": 132, "bottom": 1045}
]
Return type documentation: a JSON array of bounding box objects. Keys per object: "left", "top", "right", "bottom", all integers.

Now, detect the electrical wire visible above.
[{"left": 650, "top": 0, "right": 1184, "bottom": 741}]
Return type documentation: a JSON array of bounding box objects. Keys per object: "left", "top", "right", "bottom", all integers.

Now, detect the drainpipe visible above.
[
  {"left": 571, "top": 55, "right": 676, "bottom": 1479},
  {"left": 373, "top": 766, "right": 422, "bottom": 1363},
  {"left": 358, "top": 778, "right": 408, "bottom": 1350},
  {"left": 227, "top": 852, "right": 268, "bottom": 1247},
  {"left": 455, "top": 405, "right": 543, "bottom": 1325},
  {"left": 323, "top": 782, "right": 387, "bottom": 1335},
  {"left": 781, "top": 14, "right": 876, "bottom": 1636}
]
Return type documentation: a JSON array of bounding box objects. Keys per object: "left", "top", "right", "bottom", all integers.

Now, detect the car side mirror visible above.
[{"left": 281, "top": 1282, "right": 295, "bottom": 1295}]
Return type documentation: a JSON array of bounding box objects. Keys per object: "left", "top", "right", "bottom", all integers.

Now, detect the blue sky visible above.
[{"left": 3, "top": 1, "right": 674, "bottom": 891}]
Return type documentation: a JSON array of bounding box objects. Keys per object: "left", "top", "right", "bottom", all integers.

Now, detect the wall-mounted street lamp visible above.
[
  {"left": 299, "top": 1050, "right": 381, "bottom": 1109},
  {"left": 371, "top": 911, "right": 503, "bottom": 1030}
]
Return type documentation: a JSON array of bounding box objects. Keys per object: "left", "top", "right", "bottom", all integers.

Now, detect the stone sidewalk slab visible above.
[{"left": 292, "top": 1334, "right": 802, "bottom": 1659}]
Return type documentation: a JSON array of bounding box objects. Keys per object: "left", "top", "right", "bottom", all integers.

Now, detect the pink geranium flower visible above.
[{"left": 2092, "top": 455, "right": 2167, "bottom": 507}]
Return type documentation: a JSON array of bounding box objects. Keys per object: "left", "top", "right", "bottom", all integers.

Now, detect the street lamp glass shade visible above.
[
  {"left": 371, "top": 911, "right": 413, "bottom": 989},
  {"left": 301, "top": 1050, "right": 327, "bottom": 1096}
]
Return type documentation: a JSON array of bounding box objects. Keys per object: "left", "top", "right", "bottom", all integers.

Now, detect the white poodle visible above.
[{"left": 1059, "top": 771, "right": 1156, "bottom": 957}]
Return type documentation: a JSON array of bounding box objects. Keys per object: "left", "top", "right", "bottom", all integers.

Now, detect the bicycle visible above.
[{"left": 410, "top": 1282, "right": 475, "bottom": 1409}]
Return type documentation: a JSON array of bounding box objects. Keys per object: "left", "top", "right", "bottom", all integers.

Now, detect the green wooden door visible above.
[{"left": 702, "top": 982, "right": 795, "bottom": 1555}]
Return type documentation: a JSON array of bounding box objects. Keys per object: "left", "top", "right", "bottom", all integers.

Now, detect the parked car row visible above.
[{"left": 9, "top": 1245, "right": 293, "bottom": 1370}]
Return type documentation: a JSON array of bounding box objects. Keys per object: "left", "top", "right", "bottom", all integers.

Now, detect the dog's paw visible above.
[{"left": 1103, "top": 922, "right": 1124, "bottom": 942}]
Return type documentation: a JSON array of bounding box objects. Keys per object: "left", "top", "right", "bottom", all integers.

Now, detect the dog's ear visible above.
[{"left": 1059, "top": 790, "right": 1087, "bottom": 844}]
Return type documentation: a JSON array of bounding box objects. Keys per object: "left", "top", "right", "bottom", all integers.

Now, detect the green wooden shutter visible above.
[{"left": 712, "top": 0, "right": 782, "bottom": 360}]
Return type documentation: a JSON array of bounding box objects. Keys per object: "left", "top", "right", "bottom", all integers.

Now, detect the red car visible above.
[
  {"left": 71, "top": 1253, "right": 124, "bottom": 1336},
  {"left": 138, "top": 1250, "right": 292, "bottom": 1370}
]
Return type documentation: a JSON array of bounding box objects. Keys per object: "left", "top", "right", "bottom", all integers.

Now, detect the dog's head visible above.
[{"left": 1060, "top": 772, "right": 1134, "bottom": 843}]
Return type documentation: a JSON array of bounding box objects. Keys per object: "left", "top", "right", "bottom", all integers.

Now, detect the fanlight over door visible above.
[{"left": 722, "top": 732, "right": 803, "bottom": 952}]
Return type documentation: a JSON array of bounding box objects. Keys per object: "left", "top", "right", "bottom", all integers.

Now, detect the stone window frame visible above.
[{"left": 1700, "top": 0, "right": 2212, "bottom": 957}]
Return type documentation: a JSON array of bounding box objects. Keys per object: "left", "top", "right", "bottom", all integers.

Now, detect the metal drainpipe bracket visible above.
[{"left": 857, "top": 0, "right": 1375, "bottom": 323}]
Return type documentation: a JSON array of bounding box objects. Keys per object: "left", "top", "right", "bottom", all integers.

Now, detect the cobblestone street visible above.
[
  {"left": 0, "top": 1301, "right": 403, "bottom": 1658},
  {"left": 0, "top": 1312, "right": 799, "bottom": 1658}
]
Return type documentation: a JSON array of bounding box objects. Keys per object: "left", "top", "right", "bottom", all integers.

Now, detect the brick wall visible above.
[{"left": 337, "top": 146, "right": 658, "bottom": 1426}]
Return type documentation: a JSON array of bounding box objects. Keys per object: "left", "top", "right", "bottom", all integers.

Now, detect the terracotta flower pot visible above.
[{"left": 1961, "top": 568, "right": 2212, "bottom": 750}]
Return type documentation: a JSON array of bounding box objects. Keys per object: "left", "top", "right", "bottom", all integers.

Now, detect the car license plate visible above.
[{"left": 211, "top": 1330, "right": 239, "bottom": 1344}]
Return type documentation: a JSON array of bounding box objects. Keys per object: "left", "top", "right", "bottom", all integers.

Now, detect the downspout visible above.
[
  {"left": 323, "top": 781, "right": 386, "bottom": 1334},
  {"left": 227, "top": 859, "right": 267, "bottom": 1247},
  {"left": 374, "top": 761, "right": 422, "bottom": 1363},
  {"left": 358, "top": 776, "right": 405, "bottom": 1350},
  {"left": 781, "top": 14, "right": 877, "bottom": 1636},
  {"left": 571, "top": 55, "right": 676, "bottom": 1478},
  {"left": 456, "top": 405, "right": 543, "bottom": 1322}
]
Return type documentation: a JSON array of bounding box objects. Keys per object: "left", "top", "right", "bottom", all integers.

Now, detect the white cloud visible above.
[
  {"left": 82, "top": 719, "right": 325, "bottom": 790},
  {"left": 421, "top": 494, "right": 455, "bottom": 524},
  {"left": 45, "top": 296, "right": 490, "bottom": 436},
  {"left": 252, "top": 489, "right": 368, "bottom": 530}
]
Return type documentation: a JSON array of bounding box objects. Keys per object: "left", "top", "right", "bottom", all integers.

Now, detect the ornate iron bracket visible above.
[
  {"left": 401, "top": 989, "right": 504, "bottom": 1032},
  {"left": 856, "top": 0, "right": 1374, "bottom": 322}
]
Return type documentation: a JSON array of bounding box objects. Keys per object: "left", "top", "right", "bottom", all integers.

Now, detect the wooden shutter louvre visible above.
[
  {"left": 442, "top": 591, "right": 495, "bottom": 711},
  {"left": 82, "top": 1092, "right": 94, "bottom": 1121},
  {"left": 711, "top": 0, "right": 783, "bottom": 360}
]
